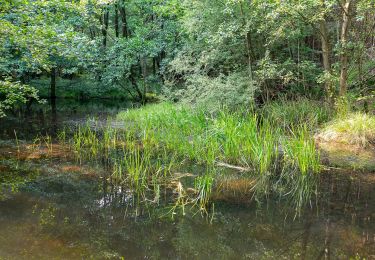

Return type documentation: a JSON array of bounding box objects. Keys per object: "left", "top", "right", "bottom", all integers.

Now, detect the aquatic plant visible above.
[
  {"left": 62, "top": 102, "right": 324, "bottom": 214},
  {"left": 281, "top": 125, "right": 320, "bottom": 213},
  {"left": 262, "top": 98, "right": 332, "bottom": 131},
  {"left": 57, "top": 127, "right": 67, "bottom": 144},
  {"left": 194, "top": 171, "right": 214, "bottom": 213},
  {"left": 14, "top": 130, "right": 20, "bottom": 154},
  {"left": 283, "top": 125, "right": 321, "bottom": 176}
]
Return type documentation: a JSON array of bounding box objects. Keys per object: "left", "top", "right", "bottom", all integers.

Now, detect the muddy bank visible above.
[{"left": 317, "top": 140, "right": 375, "bottom": 172}]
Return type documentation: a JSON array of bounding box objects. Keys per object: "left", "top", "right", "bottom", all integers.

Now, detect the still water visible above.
[{"left": 0, "top": 99, "right": 374, "bottom": 259}]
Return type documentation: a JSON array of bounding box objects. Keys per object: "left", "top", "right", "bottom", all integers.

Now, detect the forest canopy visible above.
[{"left": 0, "top": 0, "right": 374, "bottom": 113}]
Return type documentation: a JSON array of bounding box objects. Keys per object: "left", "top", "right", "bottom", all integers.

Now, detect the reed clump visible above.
[
  {"left": 116, "top": 102, "right": 321, "bottom": 210},
  {"left": 61, "top": 101, "right": 322, "bottom": 214},
  {"left": 262, "top": 98, "right": 331, "bottom": 131}
]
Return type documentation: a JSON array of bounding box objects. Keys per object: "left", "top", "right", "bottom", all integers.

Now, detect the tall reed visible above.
[{"left": 62, "top": 101, "right": 323, "bottom": 214}]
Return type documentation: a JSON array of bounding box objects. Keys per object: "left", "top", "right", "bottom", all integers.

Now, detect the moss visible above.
[{"left": 318, "top": 141, "right": 375, "bottom": 172}]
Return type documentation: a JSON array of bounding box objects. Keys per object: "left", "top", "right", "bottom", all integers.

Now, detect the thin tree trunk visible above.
[
  {"left": 101, "top": 6, "right": 109, "bottom": 47},
  {"left": 240, "top": 2, "right": 253, "bottom": 81},
  {"left": 120, "top": 0, "right": 128, "bottom": 38},
  {"left": 50, "top": 67, "right": 57, "bottom": 99},
  {"left": 130, "top": 74, "right": 144, "bottom": 102},
  {"left": 51, "top": 97, "right": 57, "bottom": 134},
  {"left": 141, "top": 57, "right": 147, "bottom": 103},
  {"left": 339, "top": 0, "right": 351, "bottom": 97},
  {"left": 159, "top": 22, "right": 166, "bottom": 63},
  {"left": 89, "top": 28, "right": 94, "bottom": 40},
  {"left": 115, "top": 3, "right": 119, "bottom": 37},
  {"left": 153, "top": 57, "right": 157, "bottom": 75},
  {"left": 319, "top": 0, "right": 333, "bottom": 101},
  {"left": 104, "top": 8, "right": 109, "bottom": 46}
]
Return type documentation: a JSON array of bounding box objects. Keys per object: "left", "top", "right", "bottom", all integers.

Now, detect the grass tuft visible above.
[
  {"left": 59, "top": 101, "right": 325, "bottom": 214},
  {"left": 262, "top": 98, "right": 331, "bottom": 131},
  {"left": 317, "top": 113, "right": 375, "bottom": 147}
]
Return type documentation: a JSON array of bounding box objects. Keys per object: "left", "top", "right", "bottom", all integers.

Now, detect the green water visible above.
[{"left": 0, "top": 99, "right": 374, "bottom": 259}]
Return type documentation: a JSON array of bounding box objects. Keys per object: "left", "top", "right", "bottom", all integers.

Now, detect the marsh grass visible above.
[
  {"left": 117, "top": 104, "right": 281, "bottom": 173},
  {"left": 280, "top": 125, "right": 320, "bottom": 213},
  {"left": 194, "top": 172, "right": 214, "bottom": 212},
  {"left": 30, "top": 134, "right": 54, "bottom": 155},
  {"left": 317, "top": 112, "right": 375, "bottom": 147},
  {"left": 61, "top": 101, "right": 323, "bottom": 214},
  {"left": 262, "top": 98, "right": 332, "bottom": 131},
  {"left": 283, "top": 125, "right": 321, "bottom": 175}
]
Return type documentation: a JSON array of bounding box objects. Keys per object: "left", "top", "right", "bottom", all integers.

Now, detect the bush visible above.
[
  {"left": 165, "top": 72, "right": 256, "bottom": 112},
  {"left": 0, "top": 80, "right": 41, "bottom": 117}
]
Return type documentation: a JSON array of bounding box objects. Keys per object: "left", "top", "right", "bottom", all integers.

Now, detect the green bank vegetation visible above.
[
  {"left": 318, "top": 113, "right": 375, "bottom": 147},
  {"left": 52, "top": 101, "right": 323, "bottom": 214},
  {"left": 1, "top": 0, "right": 374, "bottom": 215}
]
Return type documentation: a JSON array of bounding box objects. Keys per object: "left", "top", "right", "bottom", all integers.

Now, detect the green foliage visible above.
[
  {"left": 0, "top": 80, "right": 41, "bottom": 117},
  {"left": 283, "top": 126, "right": 321, "bottom": 176},
  {"left": 115, "top": 102, "right": 321, "bottom": 210},
  {"left": 2, "top": 0, "right": 374, "bottom": 105},
  {"left": 29, "top": 77, "right": 129, "bottom": 99},
  {"left": 169, "top": 72, "right": 256, "bottom": 112},
  {"left": 163, "top": 0, "right": 374, "bottom": 105},
  {"left": 0, "top": 0, "right": 87, "bottom": 77}
]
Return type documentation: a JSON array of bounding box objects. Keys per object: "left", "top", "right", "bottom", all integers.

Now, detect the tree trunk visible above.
[
  {"left": 115, "top": 3, "right": 119, "bottom": 37},
  {"left": 50, "top": 67, "right": 57, "bottom": 99},
  {"left": 141, "top": 57, "right": 147, "bottom": 103},
  {"left": 240, "top": 2, "right": 253, "bottom": 81},
  {"left": 120, "top": 1, "right": 128, "bottom": 38},
  {"left": 130, "top": 74, "right": 145, "bottom": 102},
  {"left": 152, "top": 57, "right": 157, "bottom": 75},
  {"left": 319, "top": 0, "right": 333, "bottom": 101},
  {"left": 339, "top": 0, "right": 351, "bottom": 97},
  {"left": 101, "top": 7, "right": 109, "bottom": 47}
]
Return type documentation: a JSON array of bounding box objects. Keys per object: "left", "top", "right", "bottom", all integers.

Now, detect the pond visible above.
[{"left": 0, "top": 99, "right": 374, "bottom": 259}]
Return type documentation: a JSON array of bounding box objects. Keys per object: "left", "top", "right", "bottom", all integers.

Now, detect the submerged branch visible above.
[{"left": 216, "top": 161, "right": 250, "bottom": 172}]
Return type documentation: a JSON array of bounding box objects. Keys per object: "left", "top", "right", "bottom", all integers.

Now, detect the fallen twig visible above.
[{"left": 216, "top": 161, "right": 250, "bottom": 172}]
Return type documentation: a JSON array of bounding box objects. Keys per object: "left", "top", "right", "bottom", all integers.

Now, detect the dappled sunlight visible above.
[
  {"left": 316, "top": 113, "right": 375, "bottom": 171},
  {"left": 1, "top": 0, "right": 374, "bottom": 255},
  {"left": 316, "top": 113, "right": 375, "bottom": 148},
  {"left": 0, "top": 143, "right": 72, "bottom": 160}
]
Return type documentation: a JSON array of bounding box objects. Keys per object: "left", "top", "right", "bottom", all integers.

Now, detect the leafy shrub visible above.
[
  {"left": 0, "top": 80, "right": 41, "bottom": 117},
  {"left": 166, "top": 72, "right": 256, "bottom": 112}
]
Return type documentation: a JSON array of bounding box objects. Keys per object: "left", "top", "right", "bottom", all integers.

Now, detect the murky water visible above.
[{"left": 0, "top": 99, "right": 374, "bottom": 259}]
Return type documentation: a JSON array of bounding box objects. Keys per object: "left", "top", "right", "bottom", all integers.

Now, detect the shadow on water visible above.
[
  {"left": 0, "top": 99, "right": 374, "bottom": 259},
  {"left": 0, "top": 98, "right": 134, "bottom": 140}
]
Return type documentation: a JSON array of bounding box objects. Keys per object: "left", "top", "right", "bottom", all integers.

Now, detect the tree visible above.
[
  {"left": 1, "top": 0, "right": 374, "bottom": 108},
  {"left": 338, "top": 0, "right": 352, "bottom": 97},
  {"left": 0, "top": 0, "right": 88, "bottom": 99}
]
